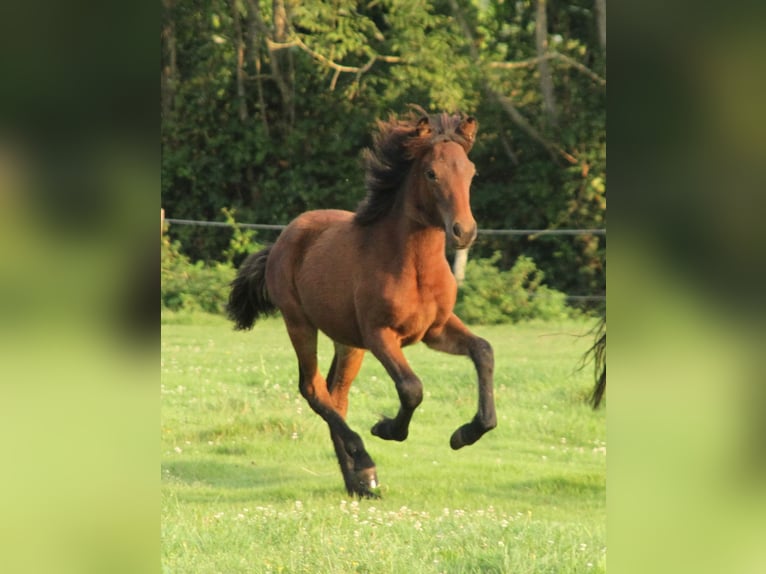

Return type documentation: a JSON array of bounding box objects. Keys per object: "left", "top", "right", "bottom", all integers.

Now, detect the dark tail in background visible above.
[
  {"left": 227, "top": 246, "right": 278, "bottom": 330},
  {"left": 586, "top": 314, "right": 606, "bottom": 408}
]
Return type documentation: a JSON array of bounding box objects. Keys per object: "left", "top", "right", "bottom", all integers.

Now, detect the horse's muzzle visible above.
[{"left": 450, "top": 221, "right": 478, "bottom": 249}]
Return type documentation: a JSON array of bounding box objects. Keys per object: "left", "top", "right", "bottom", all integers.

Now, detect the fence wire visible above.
[
  {"left": 165, "top": 218, "right": 605, "bottom": 237},
  {"left": 163, "top": 217, "right": 605, "bottom": 303}
]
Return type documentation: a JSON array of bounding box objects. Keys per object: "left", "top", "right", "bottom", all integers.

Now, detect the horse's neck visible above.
[
  {"left": 375, "top": 209, "right": 447, "bottom": 274},
  {"left": 403, "top": 224, "right": 446, "bottom": 256},
  {"left": 367, "top": 175, "right": 447, "bottom": 272}
]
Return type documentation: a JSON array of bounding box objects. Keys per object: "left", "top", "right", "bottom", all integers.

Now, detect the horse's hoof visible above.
[
  {"left": 359, "top": 487, "right": 381, "bottom": 499},
  {"left": 450, "top": 423, "right": 478, "bottom": 450},
  {"left": 371, "top": 417, "right": 408, "bottom": 441},
  {"left": 354, "top": 467, "right": 381, "bottom": 498},
  {"left": 450, "top": 417, "right": 495, "bottom": 449},
  {"left": 450, "top": 426, "right": 467, "bottom": 450}
]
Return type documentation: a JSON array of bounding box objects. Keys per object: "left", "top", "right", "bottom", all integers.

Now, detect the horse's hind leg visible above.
[
  {"left": 325, "top": 344, "right": 368, "bottom": 495},
  {"left": 284, "top": 318, "right": 377, "bottom": 497},
  {"left": 327, "top": 344, "right": 365, "bottom": 417},
  {"left": 424, "top": 314, "right": 497, "bottom": 449}
]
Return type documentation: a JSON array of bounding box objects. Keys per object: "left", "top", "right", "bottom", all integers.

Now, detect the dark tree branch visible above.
[
  {"left": 489, "top": 54, "right": 606, "bottom": 87},
  {"left": 447, "top": 0, "right": 578, "bottom": 165}
]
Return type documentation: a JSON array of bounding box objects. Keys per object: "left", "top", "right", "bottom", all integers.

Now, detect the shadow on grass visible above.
[
  {"left": 509, "top": 474, "right": 605, "bottom": 497},
  {"left": 449, "top": 473, "right": 605, "bottom": 511},
  {"left": 162, "top": 457, "right": 343, "bottom": 501},
  {"left": 163, "top": 458, "right": 279, "bottom": 488}
]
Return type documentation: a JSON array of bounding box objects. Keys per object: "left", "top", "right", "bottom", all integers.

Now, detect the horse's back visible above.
[
  {"left": 267, "top": 209, "right": 355, "bottom": 282},
  {"left": 286, "top": 209, "right": 354, "bottom": 233}
]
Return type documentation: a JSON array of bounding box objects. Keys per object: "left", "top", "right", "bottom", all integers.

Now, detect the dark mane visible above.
[{"left": 354, "top": 111, "right": 474, "bottom": 226}]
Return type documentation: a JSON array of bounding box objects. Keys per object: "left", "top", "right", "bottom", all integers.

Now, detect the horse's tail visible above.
[{"left": 227, "top": 246, "right": 278, "bottom": 330}]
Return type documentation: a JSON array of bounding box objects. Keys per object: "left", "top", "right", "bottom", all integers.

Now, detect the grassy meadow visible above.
[{"left": 161, "top": 312, "right": 605, "bottom": 573}]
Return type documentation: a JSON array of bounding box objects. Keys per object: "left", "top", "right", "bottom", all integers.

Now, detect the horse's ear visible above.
[
  {"left": 457, "top": 116, "right": 478, "bottom": 151},
  {"left": 416, "top": 116, "right": 432, "bottom": 138}
]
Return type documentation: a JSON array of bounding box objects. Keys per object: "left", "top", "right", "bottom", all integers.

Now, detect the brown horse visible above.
[{"left": 227, "top": 110, "right": 496, "bottom": 497}]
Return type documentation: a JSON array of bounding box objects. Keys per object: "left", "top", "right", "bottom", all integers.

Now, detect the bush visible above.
[
  {"left": 162, "top": 222, "right": 570, "bottom": 323},
  {"left": 220, "top": 207, "right": 263, "bottom": 266},
  {"left": 161, "top": 209, "right": 267, "bottom": 315},
  {"left": 161, "top": 234, "right": 236, "bottom": 315},
  {"left": 454, "top": 253, "right": 572, "bottom": 324}
]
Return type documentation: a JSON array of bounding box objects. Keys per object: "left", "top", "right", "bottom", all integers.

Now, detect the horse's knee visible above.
[
  {"left": 470, "top": 338, "right": 494, "bottom": 369},
  {"left": 472, "top": 337, "right": 493, "bottom": 361},
  {"left": 397, "top": 376, "right": 423, "bottom": 410}
]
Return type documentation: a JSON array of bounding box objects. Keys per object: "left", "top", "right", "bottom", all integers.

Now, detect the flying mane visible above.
[{"left": 354, "top": 111, "right": 476, "bottom": 226}]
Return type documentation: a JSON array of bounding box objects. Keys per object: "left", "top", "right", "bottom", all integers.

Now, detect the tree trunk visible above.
[
  {"left": 231, "top": 0, "right": 248, "bottom": 122},
  {"left": 595, "top": 0, "right": 606, "bottom": 51},
  {"left": 448, "top": 0, "right": 575, "bottom": 165},
  {"left": 271, "top": 0, "right": 295, "bottom": 129},
  {"left": 244, "top": 0, "right": 270, "bottom": 136},
  {"left": 161, "top": 0, "right": 177, "bottom": 119},
  {"left": 535, "top": 0, "right": 557, "bottom": 127}
]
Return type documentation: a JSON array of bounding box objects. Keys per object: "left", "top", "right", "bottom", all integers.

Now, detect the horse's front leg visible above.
[
  {"left": 424, "top": 314, "right": 497, "bottom": 449},
  {"left": 366, "top": 328, "right": 423, "bottom": 442}
]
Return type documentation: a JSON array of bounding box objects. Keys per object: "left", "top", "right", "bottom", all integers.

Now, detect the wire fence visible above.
[
  {"left": 165, "top": 217, "right": 606, "bottom": 237},
  {"left": 163, "top": 216, "right": 605, "bottom": 303}
]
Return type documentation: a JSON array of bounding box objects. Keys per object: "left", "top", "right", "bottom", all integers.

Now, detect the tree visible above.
[{"left": 161, "top": 0, "right": 605, "bottom": 302}]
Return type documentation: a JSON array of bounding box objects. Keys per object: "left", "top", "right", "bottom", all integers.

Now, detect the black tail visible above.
[{"left": 227, "top": 246, "right": 278, "bottom": 330}]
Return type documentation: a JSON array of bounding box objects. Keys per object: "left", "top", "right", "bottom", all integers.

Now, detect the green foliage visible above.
[
  {"left": 161, "top": 0, "right": 605, "bottom": 303},
  {"left": 220, "top": 207, "right": 265, "bottom": 265},
  {"left": 162, "top": 208, "right": 269, "bottom": 314},
  {"left": 455, "top": 253, "right": 571, "bottom": 324},
  {"left": 161, "top": 232, "right": 235, "bottom": 315}
]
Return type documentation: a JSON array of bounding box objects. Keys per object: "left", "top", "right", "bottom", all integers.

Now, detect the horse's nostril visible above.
[{"left": 452, "top": 222, "right": 463, "bottom": 238}]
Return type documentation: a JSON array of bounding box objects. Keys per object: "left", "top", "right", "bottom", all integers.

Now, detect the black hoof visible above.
[
  {"left": 450, "top": 417, "right": 496, "bottom": 450},
  {"left": 450, "top": 425, "right": 470, "bottom": 450},
  {"left": 351, "top": 467, "right": 381, "bottom": 499},
  {"left": 371, "top": 417, "right": 408, "bottom": 441}
]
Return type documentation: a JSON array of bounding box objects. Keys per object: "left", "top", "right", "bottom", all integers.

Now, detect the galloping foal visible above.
[{"left": 227, "top": 110, "right": 496, "bottom": 497}]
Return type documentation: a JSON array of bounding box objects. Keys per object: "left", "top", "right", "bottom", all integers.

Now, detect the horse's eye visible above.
[{"left": 425, "top": 169, "right": 437, "bottom": 181}]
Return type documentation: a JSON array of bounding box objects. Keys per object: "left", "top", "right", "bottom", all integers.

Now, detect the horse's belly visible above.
[
  {"left": 267, "top": 210, "right": 365, "bottom": 346},
  {"left": 303, "top": 292, "right": 365, "bottom": 347},
  {"left": 295, "top": 242, "right": 365, "bottom": 346}
]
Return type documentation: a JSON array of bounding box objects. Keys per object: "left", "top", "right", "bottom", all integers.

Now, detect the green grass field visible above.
[{"left": 161, "top": 312, "right": 605, "bottom": 573}]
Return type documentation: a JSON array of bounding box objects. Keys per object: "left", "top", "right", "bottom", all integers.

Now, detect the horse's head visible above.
[{"left": 412, "top": 114, "right": 479, "bottom": 249}]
